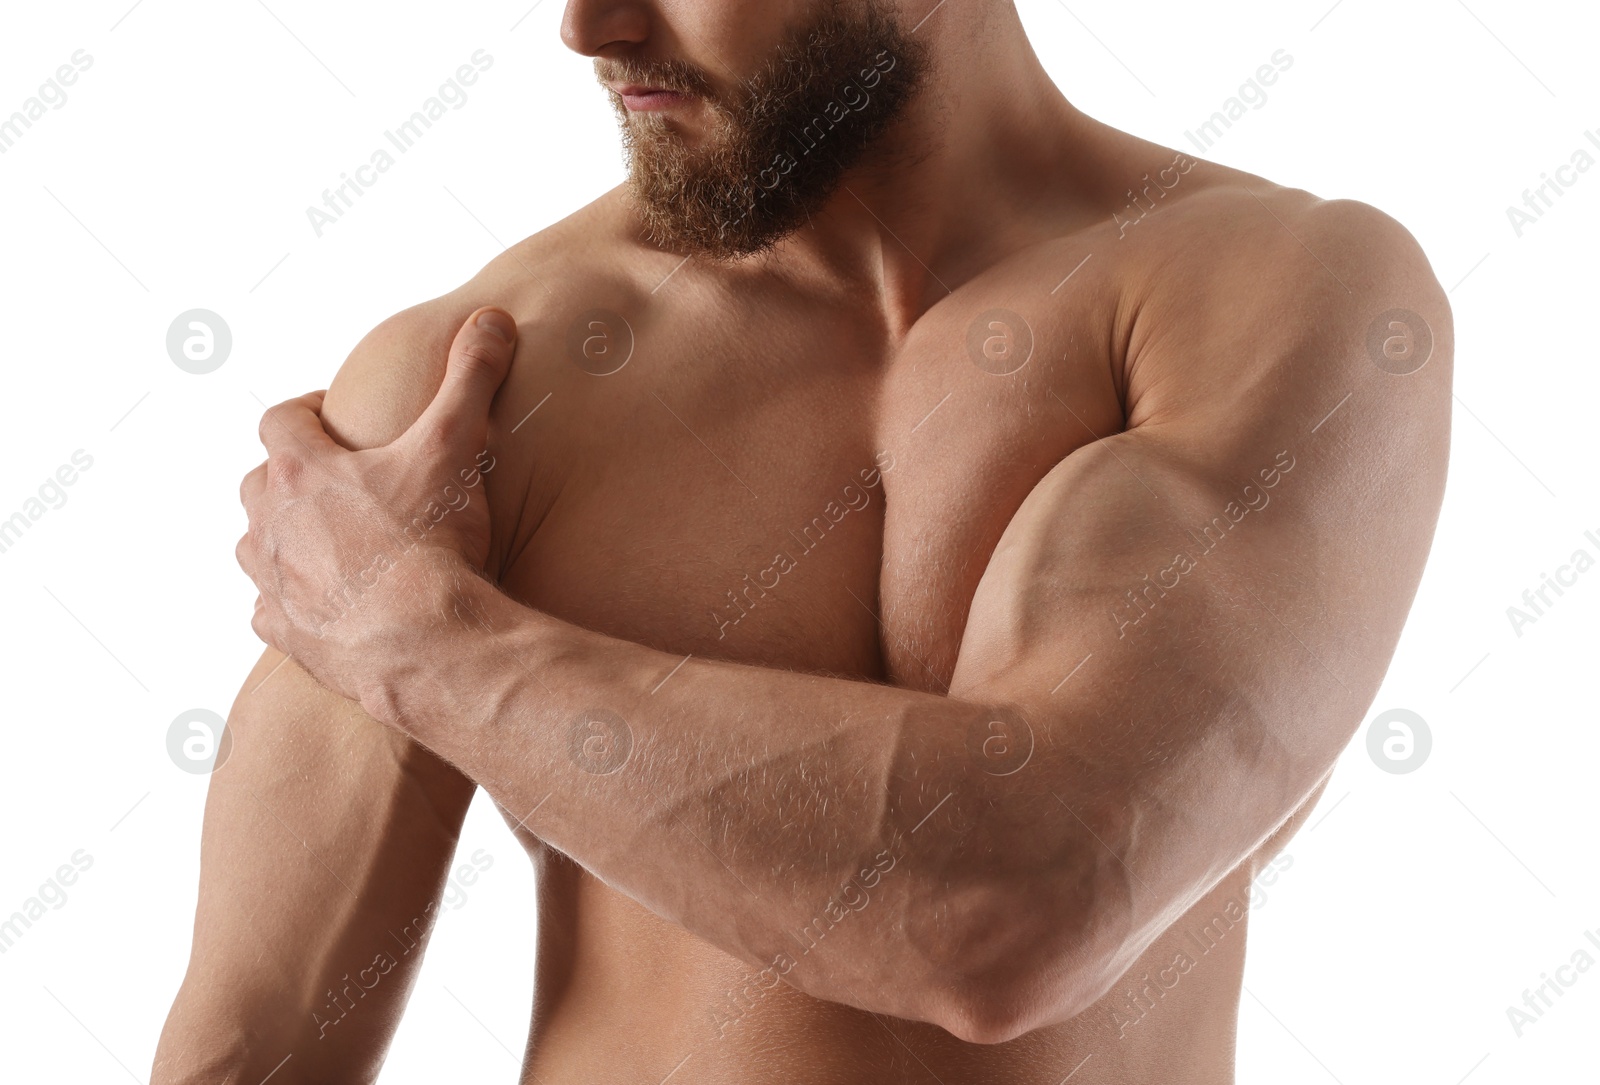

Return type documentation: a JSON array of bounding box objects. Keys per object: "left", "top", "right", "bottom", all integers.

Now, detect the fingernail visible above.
[{"left": 476, "top": 309, "right": 516, "bottom": 344}]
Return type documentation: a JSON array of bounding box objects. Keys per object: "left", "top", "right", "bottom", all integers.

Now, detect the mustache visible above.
[{"left": 595, "top": 58, "right": 715, "bottom": 99}]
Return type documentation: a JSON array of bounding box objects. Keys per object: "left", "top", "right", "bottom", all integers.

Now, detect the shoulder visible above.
[
  {"left": 316, "top": 188, "right": 666, "bottom": 576},
  {"left": 1084, "top": 168, "right": 1453, "bottom": 531},
  {"left": 1113, "top": 175, "right": 1452, "bottom": 434},
  {"left": 321, "top": 186, "right": 658, "bottom": 450},
  {"left": 1185, "top": 183, "right": 1438, "bottom": 293},
  {"left": 1122, "top": 166, "right": 1441, "bottom": 306},
  {"left": 1165, "top": 169, "right": 1442, "bottom": 312}
]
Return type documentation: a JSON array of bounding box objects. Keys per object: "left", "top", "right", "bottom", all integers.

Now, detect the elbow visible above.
[
  {"left": 922, "top": 867, "right": 1135, "bottom": 1046},
  {"left": 931, "top": 950, "right": 1123, "bottom": 1047},
  {"left": 933, "top": 989, "right": 1042, "bottom": 1047}
]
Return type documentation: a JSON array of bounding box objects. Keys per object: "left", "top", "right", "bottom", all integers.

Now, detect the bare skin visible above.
[{"left": 156, "top": 2, "right": 1451, "bottom": 1083}]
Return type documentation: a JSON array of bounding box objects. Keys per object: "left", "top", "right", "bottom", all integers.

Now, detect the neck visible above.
[{"left": 766, "top": 2, "right": 1089, "bottom": 332}]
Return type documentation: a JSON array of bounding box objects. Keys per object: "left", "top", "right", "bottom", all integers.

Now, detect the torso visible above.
[{"left": 461, "top": 152, "right": 1322, "bottom": 1083}]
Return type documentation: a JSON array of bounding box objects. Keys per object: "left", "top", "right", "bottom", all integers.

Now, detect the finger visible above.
[
  {"left": 406, "top": 306, "right": 517, "bottom": 460},
  {"left": 239, "top": 461, "right": 267, "bottom": 510},
  {"left": 250, "top": 598, "right": 271, "bottom": 646},
  {"left": 258, "top": 391, "right": 340, "bottom": 464}
]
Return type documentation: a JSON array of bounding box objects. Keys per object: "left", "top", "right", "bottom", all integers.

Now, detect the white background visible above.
[{"left": 1, "top": 0, "right": 1596, "bottom": 1081}]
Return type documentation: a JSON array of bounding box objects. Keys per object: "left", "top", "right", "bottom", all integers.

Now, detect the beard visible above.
[{"left": 599, "top": 1, "right": 930, "bottom": 260}]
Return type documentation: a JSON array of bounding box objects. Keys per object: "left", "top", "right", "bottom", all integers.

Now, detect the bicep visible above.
[{"left": 949, "top": 197, "right": 1450, "bottom": 955}]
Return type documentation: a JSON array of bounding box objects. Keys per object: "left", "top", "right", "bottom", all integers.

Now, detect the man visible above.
[{"left": 155, "top": 0, "right": 1451, "bottom": 1082}]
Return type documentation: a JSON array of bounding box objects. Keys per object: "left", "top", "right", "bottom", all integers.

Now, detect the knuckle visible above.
[
  {"left": 268, "top": 449, "right": 305, "bottom": 488},
  {"left": 239, "top": 464, "right": 263, "bottom": 506},
  {"left": 453, "top": 341, "right": 506, "bottom": 379},
  {"left": 257, "top": 403, "right": 287, "bottom": 443}
]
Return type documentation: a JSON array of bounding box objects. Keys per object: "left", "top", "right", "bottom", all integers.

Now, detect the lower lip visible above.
[{"left": 621, "top": 90, "right": 691, "bottom": 112}]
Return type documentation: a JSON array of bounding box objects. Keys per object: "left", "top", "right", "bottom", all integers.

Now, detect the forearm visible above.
[
  {"left": 155, "top": 649, "right": 476, "bottom": 1084},
  {"left": 362, "top": 565, "right": 1115, "bottom": 1039}
]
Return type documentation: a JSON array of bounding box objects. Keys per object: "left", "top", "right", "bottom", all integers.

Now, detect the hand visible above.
[{"left": 236, "top": 307, "right": 519, "bottom": 708}]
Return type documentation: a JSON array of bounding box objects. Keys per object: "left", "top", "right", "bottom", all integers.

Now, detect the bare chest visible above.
[{"left": 494, "top": 269, "right": 1122, "bottom": 691}]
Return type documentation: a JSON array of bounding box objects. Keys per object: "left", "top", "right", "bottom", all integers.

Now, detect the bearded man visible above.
[{"left": 156, "top": 1, "right": 1451, "bottom": 1082}]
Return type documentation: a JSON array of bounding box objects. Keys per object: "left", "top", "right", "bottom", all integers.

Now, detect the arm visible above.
[
  {"left": 247, "top": 196, "right": 1451, "bottom": 1044},
  {"left": 152, "top": 651, "right": 476, "bottom": 1083},
  {"left": 154, "top": 298, "right": 507, "bottom": 1083}
]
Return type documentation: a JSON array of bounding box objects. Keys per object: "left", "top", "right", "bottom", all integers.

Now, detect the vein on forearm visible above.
[{"left": 383, "top": 573, "right": 1082, "bottom": 1018}]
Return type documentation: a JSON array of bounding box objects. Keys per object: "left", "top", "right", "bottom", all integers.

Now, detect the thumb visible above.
[{"left": 408, "top": 306, "right": 518, "bottom": 459}]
